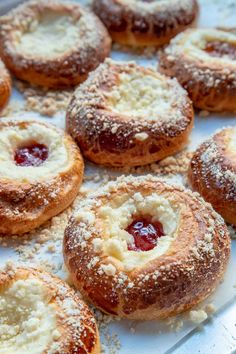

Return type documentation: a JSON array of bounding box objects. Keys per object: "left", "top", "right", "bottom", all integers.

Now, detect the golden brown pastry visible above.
[
  {"left": 159, "top": 28, "right": 236, "bottom": 112},
  {"left": 93, "top": 0, "right": 198, "bottom": 47},
  {"left": 0, "top": 119, "right": 84, "bottom": 235},
  {"left": 66, "top": 59, "right": 194, "bottom": 167},
  {"left": 0, "top": 0, "right": 111, "bottom": 88},
  {"left": 0, "top": 58, "right": 11, "bottom": 111},
  {"left": 64, "top": 175, "right": 230, "bottom": 320},
  {"left": 188, "top": 127, "right": 236, "bottom": 225},
  {"left": 0, "top": 267, "right": 100, "bottom": 354}
]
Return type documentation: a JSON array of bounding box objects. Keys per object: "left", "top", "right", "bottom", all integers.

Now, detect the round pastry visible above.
[
  {"left": 0, "top": 267, "right": 100, "bottom": 354},
  {"left": 0, "top": 58, "right": 11, "bottom": 111},
  {"left": 66, "top": 59, "right": 194, "bottom": 167},
  {"left": 93, "top": 0, "right": 198, "bottom": 47},
  {"left": 188, "top": 127, "right": 236, "bottom": 226},
  {"left": 0, "top": 0, "right": 111, "bottom": 89},
  {"left": 0, "top": 119, "right": 84, "bottom": 235},
  {"left": 159, "top": 28, "right": 236, "bottom": 112},
  {"left": 64, "top": 175, "right": 230, "bottom": 320}
]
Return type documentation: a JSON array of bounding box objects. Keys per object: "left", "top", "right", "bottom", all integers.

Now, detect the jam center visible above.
[
  {"left": 14, "top": 143, "right": 48, "bottom": 167},
  {"left": 204, "top": 41, "right": 236, "bottom": 60},
  {"left": 126, "top": 217, "right": 165, "bottom": 252}
]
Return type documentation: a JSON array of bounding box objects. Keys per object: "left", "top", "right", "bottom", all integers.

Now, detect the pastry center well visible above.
[
  {"left": 126, "top": 217, "right": 165, "bottom": 251},
  {"left": 15, "top": 11, "right": 80, "bottom": 58},
  {"left": 204, "top": 41, "right": 236, "bottom": 60},
  {"left": 14, "top": 143, "right": 48, "bottom": 167},
  {"left": 106, "top": 71, "right": 173, "bottom": 120},
  {"left": 0, "top": 278, "right": 57, "bottom": 354}
]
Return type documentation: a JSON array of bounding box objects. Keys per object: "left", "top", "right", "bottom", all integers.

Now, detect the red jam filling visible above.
[
  {"left": 14, "top": 143, "right": 48, "bottom": 167},
  {"left": 204, "top": 41, "right": 236, "bottom": 60},
  {"left": 126, "top": 217, "right": 165, "bottom": 252}
]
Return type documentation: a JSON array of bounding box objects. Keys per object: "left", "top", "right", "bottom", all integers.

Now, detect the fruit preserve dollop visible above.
[
  {"left": 126, "top": 217, "right": 165, "bottom": 252},
  {"left": 14, "top": 143, "right": 48, "bottom": 167},
  {"left": 204, "top": 41, "right": 236, "bottom": 60}
]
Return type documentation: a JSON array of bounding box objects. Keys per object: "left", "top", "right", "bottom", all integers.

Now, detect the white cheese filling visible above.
[
  {"left": 96, "top": 192, "right": 178, "bottom": 270},
  {"left": 105, "top": 71, "right": 176, "bottom": 121},
  {"left": 174, "top": 29, "right": 236, "bottom": 64},
  {"left": 0, "top": 278, "right": 57, "bottom": 354},
  {"left": 0, "top": 122, "right": 69, "bottom": 182},
  {"left": 14, "top": 11, "right": 80, "bottom": 58}
]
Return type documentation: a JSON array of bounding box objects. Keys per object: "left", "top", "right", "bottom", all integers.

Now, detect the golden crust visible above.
[
  {"left": 0, "top": 0, "right": 111, "bottom": 89},
  {"left": 188, "top": 127, "right": 236, "bottom": 225},
  {"left": 63, "top": 175, "right": 230, "bottom": 320},
  {"left": 66, "top": 59, "right": 194, "bottom": 167},
  {"left": 159, "top": 28, "right": 236, "bottom": 112},
  {"left": 0, "top": 119, "right": 84, "bottom": 235},
  {"left": 0, "top": 58, "right": 11, "bottom": 111},
  {"left": 0, "top": 267, "right": 100, "bottom": 354},
  {"left": 93, "top": 0, "right": 198, "bottom": 47}
]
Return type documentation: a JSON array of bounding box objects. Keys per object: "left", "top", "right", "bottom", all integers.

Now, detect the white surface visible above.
[{"left": 0, "top": 0, "right": 236, "bottom": 353}]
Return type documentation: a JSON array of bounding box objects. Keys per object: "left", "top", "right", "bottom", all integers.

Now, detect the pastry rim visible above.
[
  {"left": 64, "top": 175, "right": 230, "bottom": 320},
  {"left": 0, "top": 267, "right": 100, "bottom": 354}
]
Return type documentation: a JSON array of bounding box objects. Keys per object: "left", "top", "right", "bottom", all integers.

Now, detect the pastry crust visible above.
[
  {"left": 0, "top": 119, "right": 84, "bottom": 235},
  {"left": 0, "top": 267, "right": 100, "bottom": 354},
  {"left": 0, "top": 59, "right": 11, "bottom": 111},
  {"left": 93, "top": 0, "right": 198, "bottom": 47},
  {"left": 0, "top": 0, "right": 111, "bottom": 89},
  {"left": 159, "top": 28, "right": 236, "bottom": 112},
  {"left": 188, "top": 127, "right": 236, "bottom": 225},
  {"left": 64, "top": 175, "right": 230, "bottom": 320},
  {"left": 66, "top": 59, "right": 194, "bottom": 167}
]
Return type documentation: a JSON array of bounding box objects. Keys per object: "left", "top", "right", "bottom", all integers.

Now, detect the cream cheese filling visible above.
[
  {"left": 105, "top": 70, "right": 176, "bottom": 121},
  {"left": 178, "top": 29, "right": 236, "bottom": 64},
  {"left": 14, "top": 11, "right": 80, "bottom": 58},
  {"left": 97, "top": 192, "right": 178, "bottom": 270},
  {"left": 0, "top": 278, "right": 57, "bottom": 354},
  {"left": 0, "top": 122, "right": 69, "bottom": 182}
]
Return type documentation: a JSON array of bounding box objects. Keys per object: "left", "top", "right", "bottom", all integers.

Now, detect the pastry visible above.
[
  {"left": 66, "top": 59, "right": 194, "bottom": 167},
  {"left": 159, "top": 28, "right": 236, "bottom": 112},
  {"left": 0, "top": 59, "right": 11, "bottom": 111},
  {"left": 0, "top": 0, "right": 111, "bottom": 88},
  {"left": 0, "top": 119, "right": 84, "bottom": 235},
  {"left": 188, "top": 127, "right": 236, "bottom": 225},
  {"left": 64, "top": 175, "right": 230, "bottom": 320},
  {"left": 0, "top": 267, "right": 100, "bottom": 354},
  {"left": 93, "top": 0, "right": 198, "bottom": 47}
]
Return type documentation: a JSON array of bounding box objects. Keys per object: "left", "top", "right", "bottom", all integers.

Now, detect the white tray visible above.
[{"left": 0, "top": 0, "right": 236, "bottom": 353}]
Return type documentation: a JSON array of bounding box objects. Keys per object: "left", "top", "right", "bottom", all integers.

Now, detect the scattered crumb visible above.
[
  {"left": 117, "top": 150, "right": 193, "bottom": 177},
  {"left": 94, "top": 310, "right": 121, "bottom": 354},
  {"left": 205, "top": 303, "right": 216, "bottom": 315},
  {"left": 199, "top": 110, "right": 210, "bottom": 117},
  {"left": 14, "top": 79, "right": 73, "bottom": 117},
  {"left": 189, "top": 310, "right": 208, "bottom": 324},
  {"left": 165, "top": 317, "right": 184, "bottom": 332}
]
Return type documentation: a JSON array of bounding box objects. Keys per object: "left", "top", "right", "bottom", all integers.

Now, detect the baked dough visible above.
[
  {"left": 66, "top": 59, "right": 194, "bottom": 167},
  {"left": 64, "top": 175, "right": 230, "bottom": 320},
  {"left": 0, "top": 0, "right": 111, "bottom": 88},
  {"left": 0, "top": 119, "right": 84, "bottom": 235},
  {"left": 0, "top": 59, "right": 11, "bottom": 111},
  {"left": 188, "top": 127, "right": 236, "bottom": 225},
  {"left": 0, "top": 267, "right": 100, "bottom": 354},
  {"left": 93, "top": 0, "right": 198, "bottom": 47},
  {"left": 159, "top": 28, "right": 236, "bottom": 112}
]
